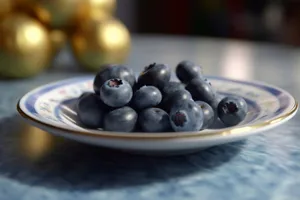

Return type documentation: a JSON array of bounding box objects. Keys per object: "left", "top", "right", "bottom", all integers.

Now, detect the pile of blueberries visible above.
[{"left": 76, "top": 61, "right": 248, "bottom": 132}]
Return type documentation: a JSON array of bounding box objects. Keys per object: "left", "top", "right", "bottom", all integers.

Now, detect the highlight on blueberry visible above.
[
  {"left": 195, "top": 101, "right": 215, "bottom": 129},
  {"left": 131, "top": 86, "right": 162, "bottom": 110},
  {"left": 186, "top": 78, "right": 216, "bottom": 104},
  {"left": 100, "top": 78, "right": 133, "bottom": 108},
  {"left": 137, "top": 63, "right": 171, "bottom": 89},
  {"left": 176, "top": 60, "right": 203, "bottom": 84},
  {"left": 104, "top": 106, "right": 138, "bottom": 132},
  {"left": 217, "top": 96, "right": 248, "bottom": 126}
]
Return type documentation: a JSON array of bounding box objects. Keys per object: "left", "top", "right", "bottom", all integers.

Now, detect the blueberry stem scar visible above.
[
  {"left": 108, "top": 79, "right": 123, "bottom": 88},
  {"left": 222, "top": 102, "right": 238, "bottom": 114},
  {"left": 143, "top": 62, "right": 156, "bottom": 73},
  {"left": 172, "top": 111, "right": 187, "bottom": 127}
]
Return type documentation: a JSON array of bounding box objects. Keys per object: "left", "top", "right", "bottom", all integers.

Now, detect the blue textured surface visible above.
[
  {"left": 1, "top": 114, "right": 300, "bottom": 200},
  {"left": 1, "top": 36, "right": 300, "bottom": 200}
]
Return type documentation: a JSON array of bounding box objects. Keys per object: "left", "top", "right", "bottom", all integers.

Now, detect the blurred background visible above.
[
  {"left": 117, "top": 0, "right": 300, "bottom": 46},
  {"left": 0, "top": 0, "right": 300, "bottom": 79}
]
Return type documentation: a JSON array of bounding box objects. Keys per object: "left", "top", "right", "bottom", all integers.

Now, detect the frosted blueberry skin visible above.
[
  {"left": 161, "top": 81, "right": 186, "bottom": 96},
  {"left": 104, "top": 107, "right": 138, "bottom": 132},
  {"left": 160, "top": 89, "right": 193, "bottom": 113},
  {"left": 131, "top": 86, "right": 162, "bottom": 110},
  {"left": 76, "top": 93, "right": 106, "bottom": 128},
  {"left": 138, "top": 108, "right": 172, "bottom": 132},
  {"left": 195, "top": 101, "right": 215, "bottom": 129},
  {"left": 176, "top": 60, "right": 203, "bottom": 84},
  {"left": 185, "top": 78, "right": 217, "bottom": 104},
  {"left": 78, "top": 92, "right": 93, "bottom": 99},
  {"left": 217, "top": 96, "right": 248, "bottom": 126},
  {"left": 93, "top": 64, "right": 136, "bottom": 94},
  {"left": 137, "top": 63, "right": 171, "bottom": 90},
  {"left": 169, "top": 100, "right": 204, "bottom": 132},
  {"left": 100, "top": 78, "right": 133, "bottom": 108}
]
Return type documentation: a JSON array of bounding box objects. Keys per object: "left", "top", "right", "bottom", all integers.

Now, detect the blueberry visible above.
[
  {"left": 76, "top": 93, "right": 106, "bottom": 128},
  {"left": 176, "top": 60, "right": 203, "bottom": 84},
  {"left": 169, "top": 100, "right": 204, "bottom": 132},
  {"left": 161, "top": 81, "right": 185, "bottom": 96},
  {"left": 210, "top": 94, "right": 222, "bottom": 112},
  {"left": 78, "top": 92, "right": 93, "bottom": 99},
  {"left": 209, "top": 95, "right": 222, "bottom": 126},
  {"left": 104, "top": 107, "right": 138, "bottom": 132},
  {"left": 185, "top": 78, "right": 216, "bottom": 104},
  {"left": 93, "top": 64, "right": 136, "bottom": 94},
  {"left": 131, "top": 86, "right": 162, "bottom": 110},
  {"left": 100, "top": 78, "right": 133, "bottom": 107},
  {"left": 138, "top": 108, "right": 171, "bottom": 132},
  {"left": 204, "top": 78, "right": 212, "bottom": 86},
  {"left": 195, "top": 101, "right": 215, "bottom": 129},
  {"left": 217, "top": 96, "right": 248, "bottom": 126},
  {"left": 160, "top": 89, "right": 193, "bottom": 112},
  {"left": 79, "top": 92, "right": 113, "bottom": 112},
  {"left": 137, "top": 63, "right": 171, "bottom": 89}
]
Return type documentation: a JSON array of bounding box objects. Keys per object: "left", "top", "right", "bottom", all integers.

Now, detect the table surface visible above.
[{"left": 1, "top": 35, "right": 300, "bottom": 200}]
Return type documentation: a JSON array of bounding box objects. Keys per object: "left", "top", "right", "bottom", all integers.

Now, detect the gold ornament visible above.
[
  {"left": 0, "top": 14, "right": 52, "bottom": 78},
  {"left": 0, "top": 0, "right": 13, "bottom": 18},
  {"left": 49, "top": 29, "right": 67, "bottom": 55},
  {"left": 18, "top": 124, "right": 55, "bottom": 161},
  {"left": 81, "top": 0, "right": 116, "bottom": 21},
  {"left": 14, "top": 0, "right": 30, "bottom": 6},
  {"left": 71, "top": 18, "right": 131, "bottom": 71},
  {"left": 33, "top": 0, "right": 85, "bottom": 29},
  {"left": 13, "top": 0, "right": 31, "bottom": 10}
]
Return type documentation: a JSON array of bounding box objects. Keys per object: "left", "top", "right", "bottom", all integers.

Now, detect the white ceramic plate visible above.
[{"left": 17, "top": 76, "right": 298, "bottom": 155}]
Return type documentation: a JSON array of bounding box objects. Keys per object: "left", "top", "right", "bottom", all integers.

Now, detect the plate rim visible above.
[{"left": 17, "top": 76, "right": 299, "bottom": 140}]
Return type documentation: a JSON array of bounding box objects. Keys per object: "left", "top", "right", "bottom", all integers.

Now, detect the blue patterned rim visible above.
[
  {"left": 24, "top": 76, "right": 290, "bottom": 117},
  {"left": 17, "top": 76, "right": 298, "bottom": 139}
]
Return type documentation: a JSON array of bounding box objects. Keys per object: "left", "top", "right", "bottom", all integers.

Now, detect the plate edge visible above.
[{"left": 16, "top": 99, "right": 299, "bottom": 140}]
